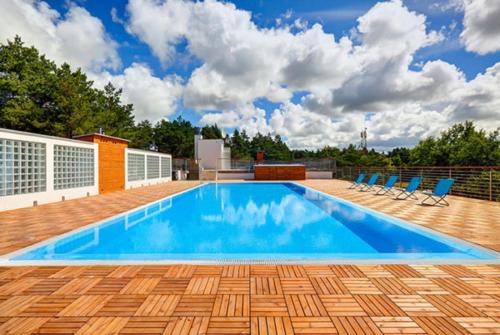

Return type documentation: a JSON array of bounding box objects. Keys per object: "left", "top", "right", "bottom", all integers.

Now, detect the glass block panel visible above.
[
  {"left": 0, "top": 138, "right": 46, "bottom": 196},
  {"left": 128, "top": 153, "right": 145, "bottom": 181},
  {"left": 53, "top": 145, "right": 94, "bottom": 190},
  {"left": 161, "top": 156, "right": 171, "bottom": 178},
  {"left": 147, "top": 155, "right": 160, "bottom": 179}
]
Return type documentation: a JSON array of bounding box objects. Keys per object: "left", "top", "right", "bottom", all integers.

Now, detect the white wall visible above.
[
  {"left": 0, "top": 128, "right": 99, "bottom": 211},
  {"left": 125, "top": 148, "right": 172, "bottom": 189},
  {"left": 196, "top": 139, "right": 229, "bottom": 170}
]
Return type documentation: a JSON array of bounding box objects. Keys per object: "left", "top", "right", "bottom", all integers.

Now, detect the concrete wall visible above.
[
  {"left": 125, "top": 148, "right": 172, "bottom": 189},
  {"left": 306, "top": 171, "right": 333, "bottom": 179},
  {"left": 0, "top": 128, "right": 99, "bottom": 211},
  {"left": 217, "top": 172, "right": 255, "bottom": 180}
]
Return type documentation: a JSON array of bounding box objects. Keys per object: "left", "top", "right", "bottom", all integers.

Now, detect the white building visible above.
[{"left": 194, "top": 135, "right": 231, "bottom": 170}]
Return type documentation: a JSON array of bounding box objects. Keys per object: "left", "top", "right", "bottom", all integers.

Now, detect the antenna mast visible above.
[{"left": 360, "top": 127, "right": 368, "bottom": 152}]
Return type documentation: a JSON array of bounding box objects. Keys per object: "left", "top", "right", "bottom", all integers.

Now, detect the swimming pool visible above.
[{"left": 6, "top": 182, "right": 498, "bottom": 262}]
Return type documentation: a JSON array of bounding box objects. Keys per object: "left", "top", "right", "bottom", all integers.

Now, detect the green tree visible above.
[
  {"left": 154, "top": 116, "right": 196, "bottom": 157},
  {"left": 129, "top": 120, "right": 154, "bottom": 150},
  {"left": 0, "top": 36, "right": 136, "bottom": 138},
  {"left": 201, "top": 124, "right": 223, "bottom": 139}
]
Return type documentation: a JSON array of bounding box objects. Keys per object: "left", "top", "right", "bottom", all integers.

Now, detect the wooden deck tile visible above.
[
  {"left": 118, "top": 316, "right": 172, "bottom": 335},
  {"left": 58, "top": 295, "right": 113, "bottom": 317},
  {"left": 280, "top": 278, "right": 315, "bottom": 294},
  {"left": 134, "top": 295, "right": 180, "bottom": 317},
  {"left": 212, "top": 294, "right": 249, "bottom": 316},
  {"left": 291, "top": 316, "right": 338, "bottom": 334},
  {"left": 371, "top": 316, "right": 425, "bottom": 334},
  {"left": 251, "top": 277, "right": 283, "bottom": 295},
  {"left": 354, "top": 294, "right": 406, "bottom": 317},
  {"left": 0, "top": 317, "right": 49, "bottom": 334},
  {"left": 172, "top": 295, "right": 215, "bottom": 316},
  {"left": 389, "top": 295, "right": 444, "bottom": 317},
  {"left": 36, "top": 316, "right": 90, "bottom": 334},
  {"left": 251, "top": 316, "right": 294, "bottom": 335},
  {"left": 285, "top": 294, "right": 328, "bottom": 317},
  {"left": 340, "top": 278, "right": 382, "bottom": 295},
  {"left": 251, "top": 295, "right": 288, "bottom": 316},
  {"left": 319, "top": 295, "right": 366, "bottom": 317},
  {"left": 96, "top": 295, "right": 146, "bottom": 317},
  {"left": 185, "top": 277, "right": 220, "bottom": 295},
  {"left": 458, "top": 295, "right": 500, "bottom": 317},
  {"left": 310, "top": 276, "right": 349, "bottom": 295},
  {"left": 370, "top": 277, "right": 415, "bottom": 295},
  {"left": 120, "top": 278, "right": 161, "bottom": 295},
  {"left": 218, "top": 278, "right": 249, "bottom": 294},
  {"left": 331, "top": 316, "right": 383, "bottom": 335},
  {"left": 207, "top": 317, "right": 250, "bottom": 334},
  {"left": 152, "top": 279, "right": 190, "bottom": 295},
  {"left": 452, "top": 316, "right": 500, "bottom": 334},
  {"left": 21, "top": 295, "right": 77, "bottom": 317},
  {"left": 222, "top": 265, "right": 250, "bottom": 278},
  {"left": 424, "top": 294, "right": 484, "bottom": 317},
  {"left": 75, "top": 316, "right": 129, "bottom": 334},
  {"left": 413, "top": 316, "right": 469, "bottom": 335}
]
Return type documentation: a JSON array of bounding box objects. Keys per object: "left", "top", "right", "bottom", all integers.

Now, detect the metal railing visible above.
[
  {"left": 215, "top": 158, "right": 336, "bottom": 172},
  {"left": 336, "top": 166, "right": 500, "bottom": 201}
]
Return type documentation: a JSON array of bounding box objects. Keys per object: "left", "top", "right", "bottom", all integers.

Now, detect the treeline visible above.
[{"left": 1, "top": 37, "right": 499, "bottom": 167}]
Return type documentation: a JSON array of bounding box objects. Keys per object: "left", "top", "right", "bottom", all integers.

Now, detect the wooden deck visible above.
[
  {"left": 0, "top": 180, "right": 499, "bottom": 334},
  {"left": 0, "top": 264, "right": 499, "bottom": 334}
]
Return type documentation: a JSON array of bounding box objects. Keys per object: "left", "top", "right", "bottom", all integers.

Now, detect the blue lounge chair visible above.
[
  {"left": 375, "top": 175, "right": 398, "bottom": 195},
  {"left": 359, "top": 173, "right": 379, "bottom": 192},
  {"left": 421, "top": 178, "right": 454, "bottom": 206},
  {"left": 348, "top": 173, "right": 366, "bottom": 189},
  {"left": 394, "top": 176, "right": 422, "bottom": 200}
]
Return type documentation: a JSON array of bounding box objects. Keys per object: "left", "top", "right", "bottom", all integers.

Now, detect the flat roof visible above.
[{"left": 73, "top": 133, "right": 130, "bottom": 142}]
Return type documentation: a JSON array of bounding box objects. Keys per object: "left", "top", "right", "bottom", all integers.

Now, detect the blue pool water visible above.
[{"left": 12, "top": 183, "right": 497, "bottom": 261}]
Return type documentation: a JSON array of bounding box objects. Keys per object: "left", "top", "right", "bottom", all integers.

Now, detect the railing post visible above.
[
  {"left": 399, "top": 167, "right": 402, "bottom": 188},
  {"left": 420, "top": 168, "right": 424, "bottom": 190},
  {"left": 449, "top": 168, "right": 452, "bottom": 195},
  {"left": 490, "top": 168, "right": 493, "bottom": 201}
]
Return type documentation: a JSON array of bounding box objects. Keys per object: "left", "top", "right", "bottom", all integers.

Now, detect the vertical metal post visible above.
[
  {"left": 420, "top": 168, "right": 424, "bottom": 190},
  {"left": 399, "top": 167, "right": 402, "bottom": 188},
  {"left": 489, "top": 168, "right": 493, "bottom": 201},
  {"left": 449, "top": 168, "right": 452, "bottom": 195}
]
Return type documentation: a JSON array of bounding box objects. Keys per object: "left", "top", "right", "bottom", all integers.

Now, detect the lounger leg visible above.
[
  {"left": 435, "top": 196, "right": 449, "bottom": 206},
  {"left": 421, "top": 195, "right": 431, "bottom": 205},
  {"left": 408, "top": 192, "right": 418, "bottom": 200}
]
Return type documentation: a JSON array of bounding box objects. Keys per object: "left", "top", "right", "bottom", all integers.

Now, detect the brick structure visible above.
[{"left": 254, "top": 164, "right": 306, "bottom": 180}]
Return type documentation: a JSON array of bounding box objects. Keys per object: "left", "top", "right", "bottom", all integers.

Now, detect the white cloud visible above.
[
  {"left": 91, "top": 63, "right": 183, "bottom": 122},
  {"left": 0, "top": 0, "right": 120, "bottom": 72},
  {"left": 126, "top": 0, "right": 500, "bottom": 149},
  {"left": 461, "top": 0, "right": 500, "bottom": 54}
]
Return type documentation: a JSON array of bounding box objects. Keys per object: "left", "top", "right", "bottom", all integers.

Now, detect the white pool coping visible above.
[{"left": 1, "top": 181, "right": 498, "bottom": 266}]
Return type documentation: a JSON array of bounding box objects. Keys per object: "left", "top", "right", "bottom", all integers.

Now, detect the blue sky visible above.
[{"left": 3, "top": 0, "right": 500, "bottom": 149}]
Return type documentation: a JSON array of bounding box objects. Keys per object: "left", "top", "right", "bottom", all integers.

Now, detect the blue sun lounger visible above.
[
  {"left": 348, "top": 173, "right": 366, "bottom": 189},
  {"left": 375, "top": 175, "right": 398, "bottom": 195},
  {"left": 421, "top": 178, "right": 454, "bottom": 206},
  {"left": 394, "top": 176, "right": 422, "bottom": 200},
  {"left": 359, "top": 173, "right": 379, "bottom": 192}
]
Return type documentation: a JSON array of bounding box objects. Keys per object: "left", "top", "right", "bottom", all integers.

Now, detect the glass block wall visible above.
[
  {"left": 53, "top": 145, "right": 94, "bottom": 190},
  {"left": 147, "top": 155, "right": 160, "bottom": 179},
  {"left": 0, "top": 139, "right": 46, "bottom": 196},
  {"left": 161, "top": 156, "right": 172, "bottom": 178},
  {"left": 127, "top": 153, "right": 145, "bottom": 181}
]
